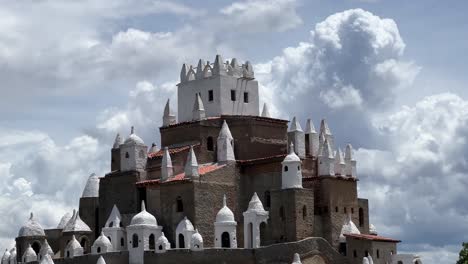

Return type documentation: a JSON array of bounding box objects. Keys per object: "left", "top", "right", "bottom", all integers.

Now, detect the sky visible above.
[{"left": 0, "top": 0, "right": 467, "bottom": 263}]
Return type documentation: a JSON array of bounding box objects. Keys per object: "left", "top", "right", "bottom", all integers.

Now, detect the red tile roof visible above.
[
  {"left": 237, "top": 154, "right": 287, "bottom": 165},
  {"left": 136, "top": 164, "right": 225, "bottom": 187},
  {"left": 344, "top": 234, "right": 401, "bottom": 243},
  {"left": 148, "top": 143, "right": 200, "bottom": 159}
]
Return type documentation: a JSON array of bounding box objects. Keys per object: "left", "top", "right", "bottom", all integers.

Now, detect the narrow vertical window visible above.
[
  {"left": 264, "top": 191, "right": 271, "bottom": 208},
  {"left": 359, "top": 207, "right": 364, "bottom": 227},
  {"left": 208, "top": 90, "right": 214, "bottom": 101},
  {"left": 243, "top": 92, "right": 249, "bottom": 103},
  {"left": 176, "top": 196, "right": 184, "bottom": 212},
  {"left": 231, "top": 90, "right": 236, "bottom": 101},
  {"left": 207, "top": 137, "right": 214, "bottom": 151}
]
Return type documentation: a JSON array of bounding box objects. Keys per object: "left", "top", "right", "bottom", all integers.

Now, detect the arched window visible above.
[
  {"left": 264, "top": 191, "right": 271, "bottom": 208},
  {"left": 132, "top": 234, "right": 139, "bottom": 248},
  {"left": 377, "top": 249, "right": 380, "bottom": 258},
  {"left": 297, "top": 165, "right": 300, "bottom": 170},
  {"left": 109, "top": 221, "right": 114, "bottom": 227},
  {"left": 67, "top": 251, "right": 70, "bottom": 258},
  {"left": 353, "top": 250, "right": 357, "bottom": 258},
  {"left": 125, "top": 152, "right": 129, "bottom": 158},
  {"left": 207, "top": 137, "right": 214, "bottom": 151},
  {"left": 284, "top": 166, "right": 288, "bottom": 172},
  {"left": 279, "top": 206, "right": 285, "bottom": 221},
  {"left": 397, "top": 261, "right": 403, "bottom": 264},
  {"left": 31, "top": 241, "right": 41, "bottom": 254},
  {"left": 97, "top": 247, "right": 101, "bottom": 253},
  {"left": 159, "top": 245, "right": 163, "bottom": 250},
  {"left": 221, "top": 232, "right": 230, "bottom": 248},
  {"left": 351, "top": 208, "right": 354, "bottom": 214},
  {"left": 176, "top": 196, "right": 184, "bottom": 212},
  {"left": 149, "top": 234, "right": 155, "bottom": 250},
  {"left": 80, "top": 237, "right": 88, "bottom": 253},
  {"left": 121, "top": 237, "right": 125, "bottom": 247},
  {"left": 359, "top": 208, "right": 364, "bottom": 227},
  {"left": 302, "top": 205, "right": 307, "bottom": 219},
  {"left": 178, "top": 234, "right": 185, "bottom": 248},
  {"left": 339, "top": 242, "right": 347, "bottom": 256}
]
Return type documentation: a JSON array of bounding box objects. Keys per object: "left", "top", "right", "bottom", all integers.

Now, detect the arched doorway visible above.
[
  {"left": 221, "top": 232, "right": 230, "bottom": 248},
  {"left": 149, "top": 234, "right": 155, "bottom": 250},
  {"left": 31, "top": 241, "right": 41, "bottom": 255},
  {"left": 178, "top": 234, "right": 185, "bottom": 248}
]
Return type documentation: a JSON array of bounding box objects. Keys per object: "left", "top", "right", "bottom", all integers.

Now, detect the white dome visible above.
[
  {"left": 176, "top": 217, "right": 194, "bottom": 233},
  {"left": 190, "top": 229, "right": 203, "bottom": 246},
  {"left": 369, "top": 224, "right": 378, "bottom": 235},
  {"left": 2, "top": 249, "right": 11, "bottom": 263},
  {"left": 39, "top": 240, "right": 54, "bottom": 259},
  {"left": 130, "top": 201, "right": 157, "bottom": 226},
  {"left": 215, "top": 195, "right": 235, "bottom": 223},
  {"left": 57, "top": 212, "right": 72, "bottom": 229},
  {"left": 81, "top": 173, "right": 100, "bottom": 198},
  {"left": 18, "top": 213, "right": 45, "bottom": 237},
  {"left": 339, "top": 214, "right": 361, "bottom": 242},
  {"left": 156, "top": 232, "right": 169, "bottom": 244},
  {"left": 246, "top": 193, "right": 266, "bottom": 213},
  {"left": 63, "top": 211, "right": 91, "bottom": 233},
  {"left": 283, "top": 143, "right": 301, "bottom": 163},
  {"left": 93, "top": 232, "right": 113, "bottom": 249},
  {"left": 124, "top": 127, "right": 145, "bottom": 145},
  {"left": 66, "top": 236, "right": 82, "bottom": 251},
  {"left": 22, "top": 244, "right": 37, "bottom": 262},
  {"left": 96, "top": 256, "right": 106, "bottom": 264}
]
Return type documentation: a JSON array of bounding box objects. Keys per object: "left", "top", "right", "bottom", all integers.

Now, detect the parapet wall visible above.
[{"left": 53, "top": 251, "right": 128, "bottom": 264}]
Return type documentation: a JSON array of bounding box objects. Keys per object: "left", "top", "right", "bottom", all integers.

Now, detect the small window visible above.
[
  {"left": 243, "top": 92, "right": 249, "bottom": 103},
  {"left": 279, "top": 206, "right": 285, "bottom": 221},
  {"left": 207, "top": 137, "right": 214, "bottom": 151},
  {"left": 159, "top": 245, "right": 163, "bottom": 250},
  {"left": 121, "top": 237, "right": 125, "bottom": 247},
  {"left": 353, "top": 250, "right": 357, "bottom": 258},
  {"left": 149, "top": 234, "right": 155, "bottom": 250},
  {"left": 335, "top": 207, "right": 338, "bottom": 212},
  {"left": 208, "top": 90, "right": 214, "bottom": 101},
  {"left": 125, "top": 152, "right": 129, "bottom": 158},
  {"left": 377, "top": 249, "right": 380, "bottom": 258},
  {"left": 359, "top": 208, "right": 364, "bottom": 227},
  {"left": 365, "top": 250, "right": 369, "bottom": 257},
  {"left": 344, "top": 207, "right": 347, "bottom": 214},
  {"left": 231, "top": 90, "right": 236, "bottom": 101},
  {"left": 132, "top": 234, "right": 139, "bottom": 248},
  {"left": 97, "top": 247, "right": 101, "bottom": 253},
  {"left": 297, "top": 165, "right": 300, "bottom": 170},
  {"left": 176, "top": 197, "right": 184, "bottom": 212},
  {"left": 351, "top": 208, "right": 354, "bottom": 214},
  {"left": 324, "top": 206, "right": 328, "bottom": 213},
  {"left": 302, "top": 205, "right": 307, "bottom": 219},
  {"left": 284, "top": 166, "right": 288, "bottom": 172}
]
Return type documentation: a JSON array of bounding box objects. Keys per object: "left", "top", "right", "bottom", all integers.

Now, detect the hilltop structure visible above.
[{"left": 3, "top": 55, "right": 422, "bottom": 264}]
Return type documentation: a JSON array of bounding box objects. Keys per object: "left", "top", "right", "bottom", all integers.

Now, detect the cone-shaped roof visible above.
[
  {"left": 81, "top": 173, "right": 100, "bottom": 198},
  {"left": 261, "top": 103, "right": 271, "bottom": 118},
  {"left": 289, "top": 117, "right": 303, "bottom": 132}
]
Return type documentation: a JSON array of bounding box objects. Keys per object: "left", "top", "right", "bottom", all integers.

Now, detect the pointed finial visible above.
[
  {"left": 320, "top": 118, "right": 332, "bottom": 135},
  {"left": 289, "top": 117, "right": 303, "bottom": 132},
  {"left": 180, "top": 63, "right": 188, "bottom": 82},
  {"left": 289, "top": 142, "right": 295, "bottom": 154},
  {"left": 261, "top": 103, "right": 271, "bottom": 118},
  {"left": 141, "top": 200, "right": 146, "bottom": 212},
  {"left": 29, "top": 212, "right": 33, "bottom": 220},
  {"left": 305, "top": 119, "right": 316, "bottom": 134},
  {"left": 223, "top": 194, "right": 227, "bottom": 207}
]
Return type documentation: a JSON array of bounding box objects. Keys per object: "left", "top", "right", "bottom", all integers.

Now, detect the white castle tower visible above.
[
  {"left": 102, "top": 205, "right": 127, "bottom": 251},
  {"left": 281, "top": 143, "right": 303, "bottom": 189},
  {"left": 120, "top": 127, "right": 148, "bottom": 172},
  {"left": 288, "top": 117, "right": 306, "bottom": 158},
  {"left": 177, "top": 54, "right": 259, "bottom": 122},
  {"left": 214, "top": 195, "right": 237, "bottom": 248}
]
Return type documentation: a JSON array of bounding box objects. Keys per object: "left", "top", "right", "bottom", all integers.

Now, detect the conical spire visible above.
[
  {"left": 305, "top": 119, "right": 316, "bottom": 134},
  {"left": 113, "top": 133, "right": 123, "bottom": 149},
  {"left": 217, "top": 121, "right": 235, "bottom": 162},
  {"left": 163, "top": 99, "right": 176, "bottom": 126},
  {"left": 292, "top": 253, "right": 302, "bottom": 264},
  {"left": 243, "top": 61, "right": 254, "bottom": 78},
  {"left": 362, "top": 257, "right": 370, "bottom": 264},
  {"left": 105, "top": 204, "right": 122, "bottom": 228},
  {"left": 289, "top": 117, "right": 303, "bottom": 132},
  {"left": 187, "top": 65, "right": 195, "bottom": 81},
  {"left": 203, "top": 61, "right": 212, "bottom": 78},
  {"left": 184, "top": 146, "right": 199, "bottom": 178},
  {"left": 334, "top": 148, "right": 345, "bottom": 176},
  {"left": 322, "top": 138, "right": 333, "bottom": 159},
  {"left": 161, "top": 147, "right": 173, "bottom": 182},
  {"left": 345, "top": 144, "right": 357, "bottom": 178},
  {"left": 222, "top": 194, "right": 227, "bottom": 207},
  {"left": 261, "top": 103, "right": 271, "bottom": 118},
  {"left": 192, "top": 93, "right": 206, "bottom": 121},
  {"left": 213, "top": 54, "right": 226, "bottom": 75},
  {"left": 320, "top": 119, "right": 332, "bottom": 136},
  {"left": 180, "top": 63, "right": 188, "bottom": 83},
  {"left": 196, "top": 59, "right": 205, "bottom": 79}
]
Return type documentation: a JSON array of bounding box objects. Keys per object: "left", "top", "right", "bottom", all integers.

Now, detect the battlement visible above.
[{"left": 179, "top": 55, "right": 254, "bottom": 84}]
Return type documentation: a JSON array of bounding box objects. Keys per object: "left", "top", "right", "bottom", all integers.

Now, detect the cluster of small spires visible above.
[{"left": 180, "top": 54, "right": 254, "bottom": 83}]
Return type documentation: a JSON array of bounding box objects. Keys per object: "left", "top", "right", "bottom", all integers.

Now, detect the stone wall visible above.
[
  {"left": 54, "top": 251, "right": 129, "bottom": 264},
  {"left": 357, "top": 198, "right": 370, "bottom": 234},
  {"left": 346, "top": 238, "right": 397, "bottom": 264},
  {"left": 45, "top": 229, "right": 62, "bottom": 255},
  {"left": 79, "top": 197, "right": 99, "bottom": 239}
]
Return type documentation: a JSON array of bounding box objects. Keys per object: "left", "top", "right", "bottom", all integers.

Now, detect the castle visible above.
[{"left": 2, "top": 55, "right": 423, "bottom": 264}]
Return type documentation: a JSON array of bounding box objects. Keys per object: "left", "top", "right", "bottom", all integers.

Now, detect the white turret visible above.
[
  {"left": 345, "top": 144, "right": 357, "bottom": 178},
  {"left": 319, "top": 119, "right": 334, "bottom": 150},
  {"left": 362, "top": 257, "right": 370, "bottom": 264},
  {"left": 176, "top": 217, "right": 195, "bottom": 248},
  {"left": 113, "top": 133, "right": 123, "bottom": 149},
  {"left": 369, "top": 224, "right": 378, "bottom": 235},
  {"left": 288, "top": 117, "right": 305, "bottom": 158},
  {"left": 318, "top": 138, "right": 335, "bottom": 176},
  {"left": 261, "top": 103, "right": 271, "bottom": 118},
  {"left": 334, "top": 148, "right": 346, "bottom": 176},
  {"left": 291, "top": 253, "right": 302, "bottom": 264},
  {"left": 18, "top": 212, "right": 45, "bottom": 238},
  {"left": 180, "top": 63, "right": 188, "bottom": 83},
  {"left": 120, "top": 127, "right": 148, "bottom": 173},
  {"left": 39, "top": 254, "right": 54, "bottom": 264},
  {"left": 192, "top": 93, "right": 206, "bottom": 121},
  {"left": 214, "top": 195, "right": 237, "bottom": 248},
  {"left": 243, "top": 61, "right": 255, "bottom": 79},
  {"left": 190, "top": 229, "right": 204, "bottom": 251},
  {"left": 96, "top": 256, "right": 106, "bottom": 264},
  {"left": 305, "top": 119, "right": 319, "bottom": 157},
  {"left": 213, "top": 54, "right": 227, "bottom": 76},
  {"left": 102, "top": 205, "right": 126, "bottom": 251},
  {"left": 368, "top": 255, "right": 374, "bottom": 264},
  {"left": 91, "top": 232, "right": 113, "bottom": 254},
  {"left": 161, "top": 147, "right": 173, "bottom": 182},
  {"left": 127, "top": 201, "right": 162, "bottom": 264},
  {"left": 81, "top": 173, "right": 100, "bottom": 198},
  {"left": 8, "top": 248, "right": 16, "bottom": 264},
  {"left": 163, "top": 99, "right": 176, "bottom": 126},
  {"left": 38, "top": 240, "right": 53, "bottom": 261},
  {"left": 229, "top": 58, "right": 242, "bottom": 77},
  {"left": 155, "top": 232, "right": 171, "bottom": 253},
  {"left": 217, "top": 120, "right": 235, "bottom": 162},
  {"left": 187, "top": 65, "right": 195, "bottom": 81},
  {"left": 64, "top": 235, "right": 83, "bottom": 258},
  {"left": 184, "top": 146, "right": 199, "bottom": 179},
  {"left": 195, "top": 59, "right": 205, "bottom": 80},
  {"left": 148, "top": 143, "right": 159, "bottom": 154},
  {"left": 281, "top": 143, "right": 303, "bottom": 189},
  {"left": 339, "top": 213, "right": 361, "bottom": 243},
  {"left": 243, "top": 193, "right": 269, "bottom": 248},
  {"left": 22, "top": 245, "right": 37, "bottom": 263}
]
